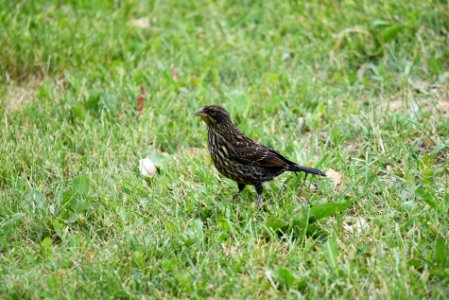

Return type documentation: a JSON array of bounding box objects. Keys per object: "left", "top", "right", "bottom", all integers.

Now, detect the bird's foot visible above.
[
  {"left": 232, "top": 183, "right": 246, "bottom": 201},
  {"left": 255, "top": 194, "right": 263, "bottom": 210}
]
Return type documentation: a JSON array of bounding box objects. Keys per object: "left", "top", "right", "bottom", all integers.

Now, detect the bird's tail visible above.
[{"left": 289, "top": 164, "right": 326, "bottom": 176}]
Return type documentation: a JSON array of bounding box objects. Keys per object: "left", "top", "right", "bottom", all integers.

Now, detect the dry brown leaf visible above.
[{"left": 325, "top": 169, "right": 342, "bottom": 188}]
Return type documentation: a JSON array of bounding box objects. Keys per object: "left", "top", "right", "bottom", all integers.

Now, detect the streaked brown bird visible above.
[{"left": 196, "top": 104, "right": 325, "bottom": 209}]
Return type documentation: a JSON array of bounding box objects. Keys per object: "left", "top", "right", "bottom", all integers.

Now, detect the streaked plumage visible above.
[{"left": 196, "top": 104, "right": 325, "bottom": 208}]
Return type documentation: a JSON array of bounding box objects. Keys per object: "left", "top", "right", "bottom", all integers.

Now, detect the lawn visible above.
[{"left": 1, "top": 0, "right": 448, "bottom": 298}]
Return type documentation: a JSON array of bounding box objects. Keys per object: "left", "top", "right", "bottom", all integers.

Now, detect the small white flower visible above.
[{"left": 139, "top": 158, "right": 157, "bottom": 177}]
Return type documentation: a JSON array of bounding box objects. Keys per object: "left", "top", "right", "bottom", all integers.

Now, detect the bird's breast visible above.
[
  {"left": 207, "top": 129, "right": 231, "bottom": 161},
  {"left": 207, "top": 128, "right": 240, "bottom": 179}
]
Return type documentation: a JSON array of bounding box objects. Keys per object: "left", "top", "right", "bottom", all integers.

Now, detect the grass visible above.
[{"left": 1, "top": 0, "right": 448, "bottom": 298}]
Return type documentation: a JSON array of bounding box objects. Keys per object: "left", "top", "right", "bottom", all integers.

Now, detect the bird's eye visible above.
[{"left": 210, "top": 109, "right": 216, "bottom": 115}]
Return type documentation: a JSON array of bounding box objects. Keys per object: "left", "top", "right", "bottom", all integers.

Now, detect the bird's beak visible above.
[{"left": 195, "top": 108, "right": 207, "bottom": 118}]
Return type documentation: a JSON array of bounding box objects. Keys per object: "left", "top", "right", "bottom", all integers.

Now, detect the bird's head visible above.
[{"left": 196, "top": 104, "right": 232, "bottom": 126}]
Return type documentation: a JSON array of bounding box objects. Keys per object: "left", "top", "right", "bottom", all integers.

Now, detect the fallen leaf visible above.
[
  {"left": 136, "top": 95, "right": 144, "bottom": 115},
  {"left": 325, "top": 169, "right": 342, "bottom": 188},
  {"left": 136, "top": 86, "right": 147, "bottom": 116}
]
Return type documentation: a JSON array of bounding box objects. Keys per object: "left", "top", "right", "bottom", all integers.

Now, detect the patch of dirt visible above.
[
  {"left": 439, "top": 100, "right": 449, "bottom": 112},
  {"left": 383, "top": 80, "right": 449, "bottom": 114},
  {"left": 2, "top": 78, "right": 67, "bottom": 113},
  {"left": 325, "top": 168, "right": 343, "bottom": 189},
  {"left": 2, "top": 82, "right": 39, "bottom": 112}
]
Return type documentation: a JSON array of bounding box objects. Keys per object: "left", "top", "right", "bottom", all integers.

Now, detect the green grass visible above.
[{"left": 1, "top": 0, "right": 449, "bottom": 298}]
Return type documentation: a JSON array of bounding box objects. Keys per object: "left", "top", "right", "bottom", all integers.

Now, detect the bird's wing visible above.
[{"left": 229, "top": 141, "right": 292, "bottom": 169}]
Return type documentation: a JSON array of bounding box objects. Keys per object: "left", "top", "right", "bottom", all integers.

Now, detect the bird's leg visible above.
[
  {"left": 232, "top": 183, "right": 246, "bottom": 200},
  {"left": 254, "top": 183, "right": 263, "bottom": 209}
]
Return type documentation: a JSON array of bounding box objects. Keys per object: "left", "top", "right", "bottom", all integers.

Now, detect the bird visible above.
[{"left": 196, "top": 104, "right": 326, "bottom": 209}]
